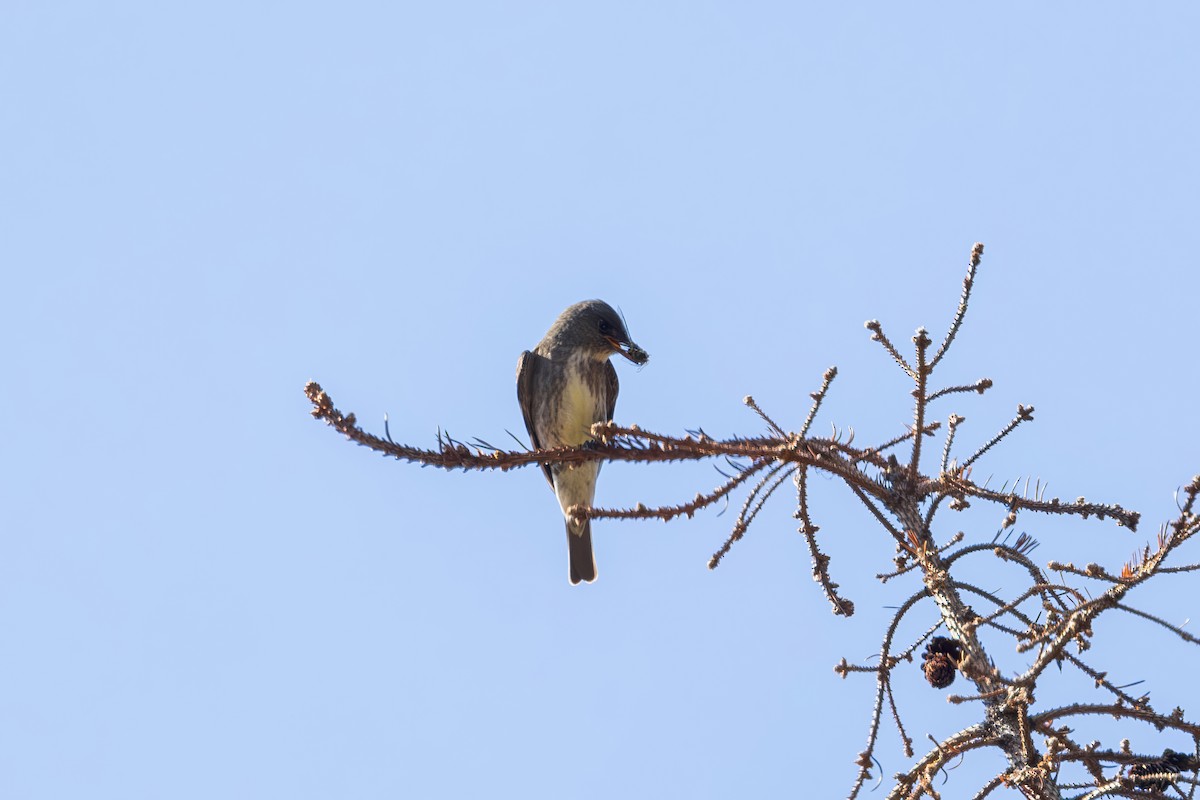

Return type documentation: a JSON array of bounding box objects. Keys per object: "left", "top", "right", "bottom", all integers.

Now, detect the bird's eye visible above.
[{"left": 599, "top": 320, "right": 613, "bottom": 336}]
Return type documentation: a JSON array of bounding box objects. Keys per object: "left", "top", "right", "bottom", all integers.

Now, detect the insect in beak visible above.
[{"left": 607, "top": 337, "right": 649, "bottom": 365}]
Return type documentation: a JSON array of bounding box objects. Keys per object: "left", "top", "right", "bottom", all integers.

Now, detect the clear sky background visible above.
[{"left": 3, "top": 3, "right": 1199, "bottom": 798}]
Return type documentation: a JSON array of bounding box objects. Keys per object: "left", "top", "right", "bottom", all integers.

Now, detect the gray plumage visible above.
[{"left": 517, "top": 300, "right": 648, "bottom": 584}]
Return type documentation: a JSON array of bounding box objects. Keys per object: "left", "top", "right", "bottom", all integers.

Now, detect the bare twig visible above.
[
  {"left": 930, "top": 242, "right": 984, "bottom": 369},
  {"left": 800, "top": 366, "right": 838, "bottom": 438}
]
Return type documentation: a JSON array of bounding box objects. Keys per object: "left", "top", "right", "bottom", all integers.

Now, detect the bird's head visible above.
[{"left": 557, "top": 300, "right": 649, "bottom": 365}]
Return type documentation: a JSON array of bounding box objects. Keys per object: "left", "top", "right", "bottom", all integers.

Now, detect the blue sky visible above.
[{"left": 3, "top": 3, "right": 1199, "bottom": 798}]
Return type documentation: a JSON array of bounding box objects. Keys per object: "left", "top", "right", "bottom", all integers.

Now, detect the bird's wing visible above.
[
  {"left": 516, "top": 350, "right": 554, "bottom": 487},
  {"left": 605, "top": 359, "right": 619, "bottom": 422}
]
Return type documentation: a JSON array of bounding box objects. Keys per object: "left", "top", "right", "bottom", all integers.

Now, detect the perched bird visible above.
[{"left": 517, "top": 300, "right": 649, "bottom": 584}]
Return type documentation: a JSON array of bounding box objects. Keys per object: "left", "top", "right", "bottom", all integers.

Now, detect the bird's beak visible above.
[{"left": 606, "top": 336, "right": 649, "bottom": 365}]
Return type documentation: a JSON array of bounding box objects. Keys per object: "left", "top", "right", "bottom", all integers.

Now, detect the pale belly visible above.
[
  {"left": 544, "top": 370, "right": 607, "bottom": 525},
  {"left": 553, "top": 459, "right": 600, "bottom": 525},
  {"left": 554, "top": 373, "right": 607, "bottom": 446}
]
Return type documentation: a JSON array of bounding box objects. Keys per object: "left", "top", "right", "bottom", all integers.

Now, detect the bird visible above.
[{"left": 517, "top": 300, "right": 648, "bottom": 584}]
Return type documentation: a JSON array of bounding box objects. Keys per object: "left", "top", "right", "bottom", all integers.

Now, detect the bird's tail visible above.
[{"left": 566, "top": 518, "right": 597, "bottom": 585}]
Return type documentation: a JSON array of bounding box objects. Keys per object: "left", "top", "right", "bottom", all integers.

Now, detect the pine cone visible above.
[
  {"left": 920, "top": 637, "right": 963, "bottom": 689},
  {"left": 924, "top": 636, "right": 964, "bottom": 661},
  {"left": 1130, "top": 749, "right": 1193, "bottom": 792},
  {"left": 923, "top": 652, "right": 957, "bottom": 689}
]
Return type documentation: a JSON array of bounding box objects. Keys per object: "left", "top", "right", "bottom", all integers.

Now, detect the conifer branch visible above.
[{"left": 306, "top": 243, "right": 1199, "bottom": 799}]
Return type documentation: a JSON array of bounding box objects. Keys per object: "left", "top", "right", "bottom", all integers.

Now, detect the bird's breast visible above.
[{"left": 556, "top": 372, "right": 606, "bottom": 446}]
